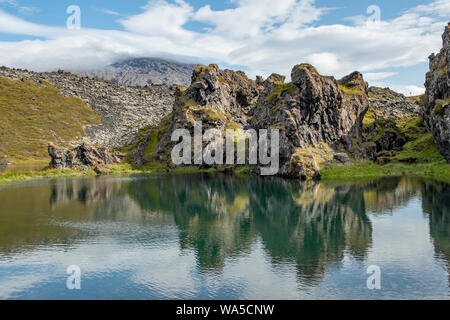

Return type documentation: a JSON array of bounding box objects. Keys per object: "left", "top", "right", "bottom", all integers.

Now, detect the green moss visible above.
[
  {"left": 363, "top": 109, "right": 376, "bottom": 128},
  {"left": 434, "top": 98, "right": 450, "bottom": 116},
  {"left": 294, "top": 64, "right": 319, "bottom": 75},
  {"left": 392, "top": 133, "right": 445, "bottom": 163},
  {"left": 143, "top": 114, "right": 172, "bottom": 161},
  {"left": 339, "top": 83, "right": 364, "bottom": 96},
  {"left": 0, "top": 77, "right": 101, "bottom": 161},
  {"left": 265, "top": 82, "right": 295, "bottom": 102}
]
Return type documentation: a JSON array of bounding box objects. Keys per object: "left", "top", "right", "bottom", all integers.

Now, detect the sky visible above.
[{"left": 0, "top": 0, "right": 449, "bottom": 95}]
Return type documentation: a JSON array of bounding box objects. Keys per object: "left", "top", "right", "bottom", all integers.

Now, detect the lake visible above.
[{"left": 0, "top": 174, "right": 448, "bottom": 299}]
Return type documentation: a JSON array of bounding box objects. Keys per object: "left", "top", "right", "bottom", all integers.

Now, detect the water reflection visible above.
[{"left": 0, "top": 174, "right": 449, "bottom": 298}]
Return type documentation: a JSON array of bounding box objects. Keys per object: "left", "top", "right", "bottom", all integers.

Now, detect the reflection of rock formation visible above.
[
  {"left": 421, "top": 181, "right": 450, "bottom": 283},
  {"left": 129, "top": 174, "right": 256, "bottom": 271},
  {"left": 1, "top": 174, "right": 449, "bottom": 288},
  {"left": 362, "top": 177, "right": 421, "bottom": 214},
  {"left": 248, "top": 179, "right": 372, "bottom": 285},
  {"left": 49, "top": 178, "right": 119, "bottom": 208},
  {"left": 129, "top": 175, "right": 373, "bottom": 281}
]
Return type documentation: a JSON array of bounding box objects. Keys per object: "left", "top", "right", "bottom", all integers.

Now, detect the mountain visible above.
[{"left": 81, "top": 58, "right": 196, "bottom": 87}]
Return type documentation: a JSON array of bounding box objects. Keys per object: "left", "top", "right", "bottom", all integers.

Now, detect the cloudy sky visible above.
[{"left": 0, "top": 0, "right": 449, "bottom": 95}]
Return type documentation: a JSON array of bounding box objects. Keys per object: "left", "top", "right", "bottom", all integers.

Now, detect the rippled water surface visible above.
[{"left": 0, "top": 174, "right": 449, "bottom": 299}]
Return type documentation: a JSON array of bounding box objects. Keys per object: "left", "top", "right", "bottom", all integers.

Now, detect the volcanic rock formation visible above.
[{"left": 424, "top": 22, "right": 450, "bottom": 162}]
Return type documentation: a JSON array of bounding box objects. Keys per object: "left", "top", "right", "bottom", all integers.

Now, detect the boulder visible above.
[
  {"left": 0, "top": 156, "right": 8, "bottom": 166},
  {"left": 333, "top": 153, "right": 351, "bottom": 165},
  {"left": 48, "top": 142, "right": 122, "bottom": 170}
]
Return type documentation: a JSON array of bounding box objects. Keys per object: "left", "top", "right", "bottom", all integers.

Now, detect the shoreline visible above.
[{"left": 1, "top": 161, "right": 449, "bottom": 185}]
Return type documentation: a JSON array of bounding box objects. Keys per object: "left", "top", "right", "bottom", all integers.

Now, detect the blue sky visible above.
[{"left": 0, "top": 0, "right": 449, "bottom": 95}]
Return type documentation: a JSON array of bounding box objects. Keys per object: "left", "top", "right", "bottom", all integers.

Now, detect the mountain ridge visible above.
[{"left": 80, "top": 57, "right": 196, "bottom": 87}]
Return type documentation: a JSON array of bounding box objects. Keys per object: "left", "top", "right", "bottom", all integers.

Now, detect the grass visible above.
[
  {"left": 434, "top": 98, "right": 450, "bottom": 116},
  {"left": 0, "top": 168, "right": 97, "bottom": 185},
  {"left": 339, "top": 83, "right": 365, "bottom": 96},
  {"left": 322, "top": 161, "right": 450, "bottom": 184},
  {"left": 265, "top": 83, "right": 295, "bottom": 102},
  {"left": 0, "top": 77, "right": 100, "bottom": 162}
]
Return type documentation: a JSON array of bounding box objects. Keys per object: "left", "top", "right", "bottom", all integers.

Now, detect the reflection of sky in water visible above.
[{"left": 0, "top": 175, "right": 448, "bottom": 300}]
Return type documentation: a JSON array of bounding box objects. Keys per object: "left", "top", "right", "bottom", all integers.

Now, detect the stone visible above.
[
  {"left": 94, "top": 166, "right": 112, "bottom": 175},
  {"left": 48, "top": 142, "right": 122, "bottom": 170},
  {"left": 0, "top": 156, "right": 8, "bottom": 166},
  {"left": 333, "top": 153, "right": 351, "bottom": 165}
]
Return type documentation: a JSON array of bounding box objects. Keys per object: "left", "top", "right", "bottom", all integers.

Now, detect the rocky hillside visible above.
[
  {"left": 0, "top": 76, "right": 101, "bottom": 161},
  {"left": 360, "top": 87, "right": 434, "bottom": 164},
  {"left": 132, "top": 63, "right": 371, "bottom": 179},
  {"left": 81, "top": 58, "right": 196, "bottom": 87},
  {"left": 424, "top": 22, "right": 450, "bottom": 162},
  {"left": 0, "top": 67, "right": 176, "bottom": 153}
]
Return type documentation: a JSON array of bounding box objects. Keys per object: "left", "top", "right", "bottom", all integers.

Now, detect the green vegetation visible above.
[
  {"left": 322, "top": 161, "right": 450, "bottom": 184},
  {"left": 0, "top": 168, "right": 97, "bottom": 185},
  {"left": 0, "top": 77, "right": 100, "bottom": 161},
  {"left": 434, "top": 98, "right": 450, "bottom": 116},
  {"left": 265, "top": 82, "right": 295, "bottom": 102},
  {"left": 339, "top": 83, "right": 365, "bottom": 96}
]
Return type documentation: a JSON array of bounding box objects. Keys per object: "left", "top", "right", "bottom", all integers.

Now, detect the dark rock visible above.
[
  {"left": 333, "top": 153, "right": 351, "bottom": 165},
  {"left": 0, "top": 156, "right": 8, "bottom": 166},
  {"left": 94, "top": 166, "right": 111, "bottom": 175},
  {"left": 424, "top": 23, "right": 450, "bottom": 162},
  {"left": 48, "top": 142, "right": 121, "bottom": 170}
]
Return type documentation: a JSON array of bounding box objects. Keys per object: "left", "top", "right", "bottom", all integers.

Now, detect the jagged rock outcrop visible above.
[
  {"left": 80, "top": 57, "right": 196, "bottom": 87},
  {"left": 0, "top": 67, "right": 176, "bottom": 149},
  {"left": 251, "top": 65, "right": 369, "bottom": 176},
  {"left": 362, "top": 87, "right": 422, "bottom": 161},
  {"left": 48, "top": 143, "right": 122, "bottom": 170},
  {"left": 424, "top": 22, "right": 450, "bottom": 162},
  {"left": 134, "top": 63, "right": 370, "bottom": 179}
]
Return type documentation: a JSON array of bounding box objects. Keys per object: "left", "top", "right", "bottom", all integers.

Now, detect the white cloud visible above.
[
  {"left": 0, "top": 0, "right": 447, "bottom": 91},
  {"left": 364, "top": 72, "right": 398, "bottom": 81}
]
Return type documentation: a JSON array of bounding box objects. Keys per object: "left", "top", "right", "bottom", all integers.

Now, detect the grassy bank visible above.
[
  {"left": 321, "top": 161, "right": 450, "bottom": 183},
  {"left": 0, "top": 163, "right": 217, "bottom": 185}
]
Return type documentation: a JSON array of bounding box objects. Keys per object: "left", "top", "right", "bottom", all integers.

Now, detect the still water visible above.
[{"left": 0, "top": 174, "right": 448, "bottom": 300}]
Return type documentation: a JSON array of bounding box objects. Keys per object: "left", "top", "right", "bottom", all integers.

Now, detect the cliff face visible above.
[
  {"left": 134, "top": 63, "right": 370, "bottom": 178},
  {"left": 0, "top": 67, "right": 176, "bottom": 149},
  {"left": 424, "top": 22, "right": 450, "bottom": 162},
  {"left": 251, "top": 65, "right": 369, "bottom": 174}
]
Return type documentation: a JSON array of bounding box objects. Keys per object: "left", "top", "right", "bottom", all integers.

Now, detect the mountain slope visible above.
[
  {"left": 0, "top": 77, "right": 100, "bottom": 161},
  {"left": 81, "top": 57, "right": 196, "bottom": 87}
]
